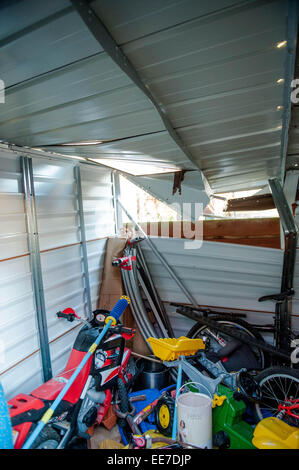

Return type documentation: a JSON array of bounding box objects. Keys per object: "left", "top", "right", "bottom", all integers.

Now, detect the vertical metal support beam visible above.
[
  {"left": 269, "top": 178, "right": 298, "bottom": 291},
  {"left": 280, "top": 0, "right": 299, "bottom": 181},
  {"left": 268, "top": 178, "right": 298, "bottom": 351},
  {"left": 74, "top": 165, "right": 93, "bottom": 319},
  {"left": 112, "top": 171, "right": 122, "bottom": 234},
  {"left": 20, "top": 156, "right": 52, "bottom": 382}
]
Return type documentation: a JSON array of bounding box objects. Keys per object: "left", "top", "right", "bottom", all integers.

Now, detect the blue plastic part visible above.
[
  {"left": 118, "top": 385, "right": 177, "bottom": 445},
  {"left": 0, "top": 382, "right": 13, "bottom": 449},
  {"left": 110, "top": 297, "right": 128, "bottom": 321},
  {"left": 172, "top": 363, "right": 182, "bottom": 440},
  {"left": 119, "top": 388, "right": 160, "bottom": 445}
]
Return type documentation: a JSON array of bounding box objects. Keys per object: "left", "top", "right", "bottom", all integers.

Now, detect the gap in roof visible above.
[{"left": 88, "top": 158, "right": 181, "bottom": 176}]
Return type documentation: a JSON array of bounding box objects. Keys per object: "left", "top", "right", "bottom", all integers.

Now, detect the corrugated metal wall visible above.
[
  {"left": 0, "top": 149, "right": 114, "bottom": 398},
  {"left": 141, "top": 237, "right": 299, "bottom": 338},
  {"left": 0, "top": 147, "right": 296, "bottom": 399},
  {"left": 0, "top": 150, "right": 42, "bottom": 398}
]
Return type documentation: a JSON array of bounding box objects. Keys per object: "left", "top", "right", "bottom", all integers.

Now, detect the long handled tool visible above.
[{"left": 22, "top": 296, "right": 130, "bottom": 449}]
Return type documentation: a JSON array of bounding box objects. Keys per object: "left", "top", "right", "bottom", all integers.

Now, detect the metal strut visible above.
[{"left": 20, "top": 156, "right": 52, "bottom": 382}]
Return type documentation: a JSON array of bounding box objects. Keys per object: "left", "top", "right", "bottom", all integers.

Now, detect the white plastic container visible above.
[{"left": 177, "top": 392, "right": 213, "bottom": 448}]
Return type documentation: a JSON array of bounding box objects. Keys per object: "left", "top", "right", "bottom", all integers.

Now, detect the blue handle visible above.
[
  {"left": 22, "top": 296, "right": 130, "bottom": 449},
  {"left": 172, "top": 363, "right": 182, "bottom": 441},
  {"left": 110, "top": 296, "right": 129, "bottom": 321}
]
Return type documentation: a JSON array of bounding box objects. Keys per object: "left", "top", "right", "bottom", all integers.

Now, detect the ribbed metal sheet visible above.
[
  {"left": 107, "top": 0, "right": 288, "bottom": 191},
  {"left": 0, "top": 150, "right": 42, "bottom": 398},
  {"left": 139, "top": 237, "right": 298, "bottom": 337},
  {"left": 33, "top": 159, "right": 113, "bottom": 377},
  {"left": 0, "top": 0, "right": 292, "bottom": 193}
]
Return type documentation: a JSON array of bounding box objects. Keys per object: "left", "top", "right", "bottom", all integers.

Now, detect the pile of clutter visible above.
[{"left": 2, "top": 237, "right": 299, "bottom": 450}]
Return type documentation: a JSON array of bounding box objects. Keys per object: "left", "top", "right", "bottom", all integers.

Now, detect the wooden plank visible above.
[{"left": 135, "top": 218, "right": 281, "bottom": 248}]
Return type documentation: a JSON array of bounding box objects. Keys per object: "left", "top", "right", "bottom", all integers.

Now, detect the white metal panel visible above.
[
  {"left": 1, "top": 353, "right": 43, "bottom": 400},
  {"left": 0, "top": 150, "right": 115, "bottom": 396},
  {"left": 33, "top": 158, "right": 79, "bottom": 250},
  {"left": 32, "top": 157, "right": 86, "bottom": 355},
  {"left": 140, "top": 237, "right": 286, "bottom": 336},
  {"left": 50, "top": 326, "right": 82, "bottom": 378},
  {"left": 0, "top": 150, "right": 42, "bottom": 399},
  {"left": 80, "top": 163, "right": 115, "bottom": 240},
  {"left": 31, "top": 161, "right": 112, "bottom": 376},
  {"left": 39, "top": 163, "right": 113, "bottom": 377},
  {"left": 87, "top": 238, "right": 107, "bottom": 311},
  {"left": 47, "top": 239, "right": 107, "bottom": 377},
  {"left": 80, "top": 164, "right": 114, "bottom": 312},
  {"left": 41, "top": 245, "right": 86, "bottom": 342}
]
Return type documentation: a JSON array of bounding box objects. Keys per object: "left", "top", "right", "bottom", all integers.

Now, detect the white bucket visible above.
[{"left": 177, "top": 391, "right": 213, "bottom": 449}]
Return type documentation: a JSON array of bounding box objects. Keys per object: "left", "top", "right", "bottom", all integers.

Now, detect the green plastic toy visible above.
[{"left": 212, "top": 384, "right": 255, "bottom": 449}]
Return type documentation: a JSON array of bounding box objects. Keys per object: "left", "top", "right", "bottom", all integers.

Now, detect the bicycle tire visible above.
[
  {"left": 187, "top": 315, "right": 267, "bottom": 370},
  {"left": 253, "top": 366, "right": 299, "bottom": 426}
]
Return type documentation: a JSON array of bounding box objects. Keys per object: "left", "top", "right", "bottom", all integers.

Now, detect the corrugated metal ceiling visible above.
[{"left": 0, "top": 0, "right": 297, "bottom": 192}]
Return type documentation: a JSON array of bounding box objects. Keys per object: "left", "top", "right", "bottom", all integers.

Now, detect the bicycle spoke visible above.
[
  {"left": 262, "top": 380, "right": 280, "bottom": 403},
  {"left": 275, "top": 375, "right": 287, "bottom": 397},
  {"left": 285, "top": 378, "right": 295, "bottom": 400}
]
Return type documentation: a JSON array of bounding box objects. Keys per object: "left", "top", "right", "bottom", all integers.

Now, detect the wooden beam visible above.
[{"left": 126, "top": 218, "right": 281, "bottom": 248}]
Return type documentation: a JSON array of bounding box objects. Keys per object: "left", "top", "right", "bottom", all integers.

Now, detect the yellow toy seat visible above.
[
  {"left": 147, "top": 337, "right": 205, "bottom": 361},
  {"left": 253, "top": 417, "right": 299, "bottom": 449}
]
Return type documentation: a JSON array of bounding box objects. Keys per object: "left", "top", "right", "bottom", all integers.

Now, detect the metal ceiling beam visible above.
[{"left": 71, "top": 0, "right": 201, "bottom": 175}]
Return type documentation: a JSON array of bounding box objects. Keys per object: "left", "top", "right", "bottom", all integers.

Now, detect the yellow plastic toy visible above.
[
  {"left": 212, "top": 394, "right": 227, "bottom": 408},
  {"left": 253, "top": 417, "right": 299, "bottom": 449},
  {"left": 147, "top": 336, "right": 205, "bottom": 361}
]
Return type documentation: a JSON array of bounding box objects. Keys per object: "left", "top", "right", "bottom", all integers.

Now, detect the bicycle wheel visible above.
[
  {"left": 187, "top": 315, "right": 266, "bottom": 370},
  {"left": 254, "top": 367, "right": 299, "bottom": 426}
]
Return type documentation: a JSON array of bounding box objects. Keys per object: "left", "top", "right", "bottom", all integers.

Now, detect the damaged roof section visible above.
[{"left": 0, "top": 0, "right": 297, "bottom": 193}]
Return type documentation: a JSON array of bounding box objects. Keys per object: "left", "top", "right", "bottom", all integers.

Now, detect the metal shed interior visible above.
[{"left": 0, "top": 0, "right": 299, "bottom": 451}]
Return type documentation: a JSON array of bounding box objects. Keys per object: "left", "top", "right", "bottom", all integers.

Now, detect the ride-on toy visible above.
[
  {"left": 8, "top": 298, "right": 135, "bottom": 449},
  {"left": 147, "top": 337, "right": 261, "bottom": 448}
]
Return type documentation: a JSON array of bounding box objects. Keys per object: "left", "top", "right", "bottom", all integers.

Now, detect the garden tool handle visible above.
[{"left": 106, "top": 296, "right": 130, "bottom": 324}]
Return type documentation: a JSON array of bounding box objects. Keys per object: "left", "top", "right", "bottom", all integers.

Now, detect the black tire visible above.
[
  {"left": 213, "top": 430, "right": 230, "bottom": 449},
  {"left": 155, "top": 396, "right": 175, "bottom": 438},
  {"left": 31, "top": 425, "right": 60, "bottom": 449},
  {"left": 253, "top": 367, "right": 299, "bottom": 426},
  {"left": 116, "top": 378, "right": 129, "bottom": 428},
  {"left": 187, "top": 315, "right": 267, "bottom": 370}
]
